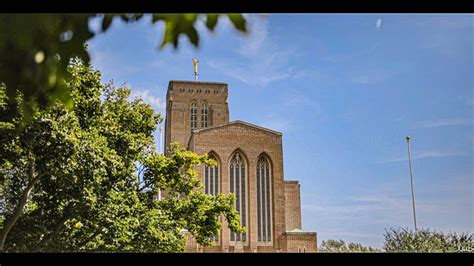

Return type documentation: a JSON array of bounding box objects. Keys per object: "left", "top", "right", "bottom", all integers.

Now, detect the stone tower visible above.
[{"left": 164, "top": 80, "right": 229, "bottom": 154}]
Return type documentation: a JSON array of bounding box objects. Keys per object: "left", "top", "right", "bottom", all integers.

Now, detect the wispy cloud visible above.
[
  {"left": 302, "top": 175, "right": 473, "bottom": 248},
  {"left": 207, "top": 15, "right": 296, "bottom": 88},
  {"left": 322, "top": 42, "right": 380, "bottom": 64},
  {"left": 258, "top": 113, "right": 292, "bottom": 134},
  {"left": 130, "top": 89, "right": 166, "bottom": 114},
  {"left": 411, "top": 16, "right": 473, "bottom": 54},
  {"left": 283, "top": 97, "right": 320, "bottom": 111},
  {"left": 414, "top": 16, "right": 473, "bottom": 31},
  {"left": 414, "top": 118, "right": 472, "bottom": 128},
  {"left": 89, "top": 47, "right": 141, "bottom": 83},
  {"left": 378, "top": 150, "right": 471, "bottom": 163}
]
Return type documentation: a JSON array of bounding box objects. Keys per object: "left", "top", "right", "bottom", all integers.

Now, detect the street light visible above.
[{"left": 406, "top": 136, "right": 418, "bottom": 232}]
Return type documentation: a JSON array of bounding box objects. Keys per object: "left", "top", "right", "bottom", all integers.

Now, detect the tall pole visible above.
[
  {"left": 159, "top": 126, "right": 163, "bottom": 154},
  {"left": 406, "top": 136, "right": 418, "bottom": 232},
  {"left": 157, "top": 126, "right": 163, "bottom": 200}
]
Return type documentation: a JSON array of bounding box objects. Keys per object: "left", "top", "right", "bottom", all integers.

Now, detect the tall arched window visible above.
[
  {"left": 201, "top": 103, "right": 208, "bottom": 128},
  {"left": 190, "top": 102, "right": 197, "bottom": 130},
  {"left": 205, "top": 154, "right": 219, "bottom": 196},
  {"left": 229, "top": 152, "right": 247, "bottom": 243},
  {"left": 205, "top": 154, "right": 220, "bottom": 242},
  {"left": 256, "top": 155, "right": 272, "bottom": 242}
]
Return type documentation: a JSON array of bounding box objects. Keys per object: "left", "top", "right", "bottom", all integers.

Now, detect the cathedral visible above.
[{"left": 164, "top": 80, "right": 317, "bottom": 252}]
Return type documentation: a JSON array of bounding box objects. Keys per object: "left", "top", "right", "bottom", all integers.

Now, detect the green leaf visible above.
[
  {"left": 205, "top": 14, "right": 219, "bottom": 31},
  {"left": 227, "top": 14, "right": 247, "bottom": 32},
  {"left": 186, "top": 27, "right": 199, "bottom": 47},
  {"left": 101, "top": 14, "right": 114, "bottom": 32}
]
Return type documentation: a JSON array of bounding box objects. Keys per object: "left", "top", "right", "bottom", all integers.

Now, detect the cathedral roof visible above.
[
  {"left": 285, "top": 228, "right": 317, "bottom": 235},
  {"left": 168, "top": 80, "right": 228, "bottom": 86},
  {"left": 191, "top": 120, "right": 282, "bottom": 136}
]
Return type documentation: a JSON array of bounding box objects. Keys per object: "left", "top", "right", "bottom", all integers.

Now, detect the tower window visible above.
[
  {"left": 201, "top": 103, "right": 208, "bottom": 128},
  {"left": 190, "top": 103, "right": 197, "bottom": 130}
]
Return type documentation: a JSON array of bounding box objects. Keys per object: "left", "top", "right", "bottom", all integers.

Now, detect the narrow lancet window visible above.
[
  {"left": 201, "top": 103, "right": 208, "bottom": 128},
  {"left": 229, "top": 152, "right": 247, "bottom": 243},
  {"left": 257, "top": 155, "right": 272, "bottom": 242},
  {"left": 205, "top": 154, "right": 220, "bottom": 241},
  {"left": 190, "top": 102, "right": 197, "bottom": 130}
]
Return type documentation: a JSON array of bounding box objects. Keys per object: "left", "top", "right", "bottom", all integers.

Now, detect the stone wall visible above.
[
  {"left": 164, "top": 80, "right": 229, "bottom": 155},
  {"left": 188, "top": 121, "right": 285, "bottom": 252},
  {"left": 281, "top": 232, "right": 317, "bottom": 253},
  {"left": 284, "top": 181, "right": 302, "bottom": 231}
]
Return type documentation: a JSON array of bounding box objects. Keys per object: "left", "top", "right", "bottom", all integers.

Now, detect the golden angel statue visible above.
[{"left": 192, "top": 58, "right": 199, "bottom": 80}]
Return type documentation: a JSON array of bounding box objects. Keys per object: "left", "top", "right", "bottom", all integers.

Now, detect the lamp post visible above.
[{"left": 406, "top": 136, "right": 418, "bottom": 232}]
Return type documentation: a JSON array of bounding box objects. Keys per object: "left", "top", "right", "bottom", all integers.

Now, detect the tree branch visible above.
[
  {"left": 77, "top": 230, "right": 101, "bottom": 250},
  {"left": 0, "top": 158, "right": 44, "bottom": 252},
  {"left": 30, "top": 202, "right": 75, "bottom": 252}
]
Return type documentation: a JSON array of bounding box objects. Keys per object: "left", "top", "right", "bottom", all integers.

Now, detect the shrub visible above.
[
  {"left": 319, "top": 239, "right": 379, "bottom": 252},
  {"left": 383, "top": 228, "right": 474, "bottom": 252}
]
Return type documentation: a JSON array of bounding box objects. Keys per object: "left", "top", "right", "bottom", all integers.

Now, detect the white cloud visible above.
[
  {"left": 414, "top": 118, "right": 472, "bottom": 128},
  {"left": 378, "top": 150, "right": 471, "bottom": 163},
  {"left": 89, "top": 46, "right": 141, "bottom": 83},
  {"left": 414, "top": 16, "right": 473, "bottom": 31},
  {"left": 282, "top": 91, "right": 321, "bottom": 114},
  {"left": 376, "top": 18, "right": 382, "bottom": 29},
  {"left": 258, "top": 114, "right": 292, "bottom": 134},
  {"left": 412, "top": 16, "right": 473, "bottom": 55},
  {"left": 207, "top": 15, "right": 296, "bottom": 88},
  {"left": 322, "top": 42, "right": 380, "bottom": 63},
  {"left": 130, "top": 89, "right": 166, "bottom": 114},
  {"left": 302, "top": 176, "right": 473, "bottom": 248}
]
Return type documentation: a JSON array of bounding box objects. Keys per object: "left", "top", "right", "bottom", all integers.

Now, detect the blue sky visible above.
[{"left": 87, "top": 14, "right": 473, "bottom": 248}]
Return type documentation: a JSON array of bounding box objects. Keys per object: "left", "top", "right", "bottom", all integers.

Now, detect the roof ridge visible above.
[
  {"left": 191, "top": 120, "right": 282, "bottom": 136},
  {"left": 168, "top": 80, "right": 228, "bottom": 85}
]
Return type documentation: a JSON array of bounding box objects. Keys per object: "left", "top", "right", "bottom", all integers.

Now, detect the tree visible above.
[
  {"left": 383, "top": 228, "right": 474, "bottom": 253},
  {"left": 0, "top": 14, "right": 247, "bottom": 122},
  {"left": 319, "top": 239, "right": 379, "bottom": 252},
  {"left": 0, "top": 59, "right": 244, "bottom": 252}
]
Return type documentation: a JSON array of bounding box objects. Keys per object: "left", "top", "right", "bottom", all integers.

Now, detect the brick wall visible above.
[
  {"left": 188, "top": 121, "right": 285, "bottom": 252},
  {"left": 281, "top": 232, "right": 317, "bottom": 253},
  {"left": 284, "top": 181, "right": 302, "bottom": 231},
  {"left": 164, "top": 80, "right": 229, "bottom": 155}
]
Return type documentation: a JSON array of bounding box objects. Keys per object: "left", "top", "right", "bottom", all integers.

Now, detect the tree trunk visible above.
[
  {"left": 30, "top": 203, "right": 74, "bottom": 252},
  {"left": 0, "top": 159, "right": 43, "bottom": 252}
]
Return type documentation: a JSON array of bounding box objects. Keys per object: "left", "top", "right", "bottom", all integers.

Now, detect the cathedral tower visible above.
[{"left": 164, "top": 80, "right": 229, "bottom": 154}]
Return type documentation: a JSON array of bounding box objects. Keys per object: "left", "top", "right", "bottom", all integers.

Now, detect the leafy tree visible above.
[
  {"left": 383, "top": 228, "right": 474, "bottom": 253},
  {"left": 319, "top": 239, "right": 379, "bottom": 252},
  {"left": 0, "top": 14, "right": 247, "bottom": 122},
  {"left": 0, "top": 59, "right": 244, "bottom": 252}
]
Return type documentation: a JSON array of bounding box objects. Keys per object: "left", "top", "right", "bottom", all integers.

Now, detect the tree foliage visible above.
[
  {"left": 0, "top": 14, "right": 247, "bottom": 122},
  {"left": 383, "top": 228, "right": 474, "bottom": 253},
  {"left": 319, "top": 239, "right": 379, "bottom": 252},
  {"left": 0, "top": 60, "right": 243, "bottom": 252}
]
